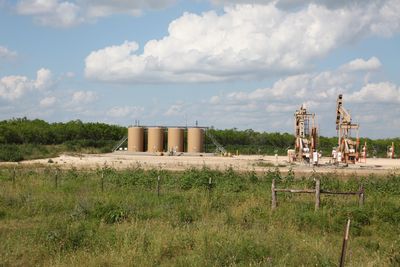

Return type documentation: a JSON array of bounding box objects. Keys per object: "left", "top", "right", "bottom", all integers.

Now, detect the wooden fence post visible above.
[
  {"left": 339, "top": 219, "right": 351, "bottom": 267},
  {"left": 315, "top": 179, "right": 320, "bottom": 211},
  {"left": 12, "top": 167, "right": 16, "bottom": 186},
  {"left": 157, "top": 176, "right": 161, "bottom": 197},
  {"left": 358, "top": 184, "right": 364, "bottom": 207},
  {"left": 271, "top": 179, "right": 277, "bottom": 210},
  {"left": 55, "top": 169, "right": 58, "bottom": 189},
  {"left": 54, "top": 169, "right": 58, "bottom": 189},
  {"left": 101, "top": 170, "right": 104, "bottom": 192}
]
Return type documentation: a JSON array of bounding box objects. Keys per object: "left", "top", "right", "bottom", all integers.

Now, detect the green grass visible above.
[{"left": 0, "top": 167, "right": 399, "bottom": 266}]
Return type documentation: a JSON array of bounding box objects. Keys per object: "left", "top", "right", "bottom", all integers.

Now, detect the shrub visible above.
[
  {"left": 45, "top": 220, "right": 98, "bottom": 252},
  {"left": 377, "top": 202, "right": 400, "bottom": 225},
  {"left": 178, "top": 208, "right": 198, "bottom": 225},
  {"left": 92, "top": 202, "right": 129, "bottom": 224},
  {"left": 0, "top": 209, "right": 6, "bottom": 219},
  {"left": 0, "top": 145, "right": 24, "bottom": 162},
  {"left": 179, "top": 168, "right": 211, "bottom": 190}
]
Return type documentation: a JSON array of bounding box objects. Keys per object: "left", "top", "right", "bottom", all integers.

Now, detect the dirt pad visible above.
[{"left": 3, "top": 152, "right": 400, "bottom": 176}]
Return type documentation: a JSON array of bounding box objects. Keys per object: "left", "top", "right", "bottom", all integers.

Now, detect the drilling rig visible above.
[
  {"left": 334, "top": 94, "right": 359, "bottom": 164},
  {"left": 292, "top": 105, "right": 318, "bottom": 163}
]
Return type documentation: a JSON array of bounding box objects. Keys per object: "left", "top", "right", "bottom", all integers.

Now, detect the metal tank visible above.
[
  {"left": 187, "top": 128, "right": 204, "bottom": 153},
  {"left": 168, "top": 128, "right": 184, "bottom": 152},
  {"left": 127, "top": 127, "right": 144, "bottom": 152},
  {"left": 147, "top": 127, "right": 164, "bottom": 152}
]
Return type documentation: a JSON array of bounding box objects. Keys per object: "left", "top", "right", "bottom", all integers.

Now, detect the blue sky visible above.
[{"left": 0, "top": 0, "right": 399, "bottom": 138}]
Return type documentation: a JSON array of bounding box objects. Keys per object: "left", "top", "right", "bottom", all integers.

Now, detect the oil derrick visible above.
[
  {"left": 292, "top": 105, "right": 318, "bottom": 163},
  {"left": 334, "top": 94, "right": 360, "bottom": 164}
]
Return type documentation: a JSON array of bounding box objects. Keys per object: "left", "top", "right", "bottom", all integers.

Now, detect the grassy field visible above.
[{"left": 0, "top": 166, "right": 399, "bottom": 266}]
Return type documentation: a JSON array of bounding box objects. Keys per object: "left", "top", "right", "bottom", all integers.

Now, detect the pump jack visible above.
[
  {"left": 293, "top": 105, "right": 318, "bottom": 163},
  {"left": 334, "top": 94, "right": 359, "bottom": 164}
]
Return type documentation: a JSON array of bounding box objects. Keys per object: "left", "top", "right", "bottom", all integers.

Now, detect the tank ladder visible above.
[
  {"left": 206, "top": 130, "right": 227, "bottom": 154},
  {"left": 112, "top": 136, "right": 128, "bottom": 152}
]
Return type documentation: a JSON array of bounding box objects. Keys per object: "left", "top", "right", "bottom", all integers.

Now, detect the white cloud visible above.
[
  {"left": 35, "top": 68, "right": 53, "bottom": 90},
  {"left": 71, "top": 90, "right": 97, "bottom": 104},
  {"left": 85, "top": 1, "right": 400, "bottom": 83},
  {"left": 63, "top": 71, "right": 75, "bottom": 78},
  {"left": 0, "top": 45, "right": 17, "bottom": 59},
  {"left": 0, "top": 68, "right": 53, "bottom": 100},
  {"left": 16, "top": 0, "right": 83, "bottom": 28},
  {"left": 83, "top": 0, "right": 175, "bottom": 18},
  {"left": 217, "top": 68, "right": 353, "bottom": 105},
  {"left": 107, "top": 106, "right": 144, "bottom": 118},
  {"left": 340, "top": 57, "right": 382, "bottom": 72},
  {"left": 204, "top": 57, "right": 399, "bottom": 135},
  {"left": 348, "top": 82, "right": 400, "bottom": 103},
  {"left": 40, "top": 96, "right": 56, "bottom": 107},
  {"left": 209, "top": 95, "right": 220, "bottom": 104},
  {"left": 164, "top": 104, "right": 184, "bottom": 116},
  {"left": 14, "top": 0, "right": 175, "bottom": 28},
  {"left": 0, "top": 75, "right": 31, "bottom": 100},
  {"left": 210, "top": 0, "right": 381, "bottom": 10},
  {"left": 16, "top": 0, "right": 58, "bottom": 14}
]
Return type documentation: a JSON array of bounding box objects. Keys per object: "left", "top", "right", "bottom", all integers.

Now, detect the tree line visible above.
[
  {"left": 0, "top": 118, "right": 125, "bottom": 146},
  {"left": 206, "top": 128, "right": 399, "bottom": 157},
  {"left": 0, "top": 118, "right": 398, "bottom": 161}
]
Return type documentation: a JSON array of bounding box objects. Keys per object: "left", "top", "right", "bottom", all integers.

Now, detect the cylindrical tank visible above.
[
  {"left": 127, "top": 127, "right": 144, "bottom": 152},
  {"left": 168, "top": 128, "right": 184, "bottom": 152},
  {"left": 147, "top": 127, "right": 164, "bottom": 152},
  {"left": 187, "top": 128, "right": 204, "bottom": 153}
]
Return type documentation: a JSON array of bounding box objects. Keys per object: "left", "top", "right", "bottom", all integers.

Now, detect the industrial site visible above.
[
  {"left": 12, "top": 94, "right": 400, "bottom": 175},
  {"left": 1, "top": 1, "right": 399, "bottom": 266}
]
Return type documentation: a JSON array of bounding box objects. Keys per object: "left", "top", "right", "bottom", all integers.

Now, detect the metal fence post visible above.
[
  {"left": 271, "top": 179, "right": 277, "bottom": 210},
  {"left": 157, "top": 176, "right": 161, "bottom": 197},
  {"left": 315, "top": 179, "right": 320, "bottom": 211},
  {"left": 358, "top": 184, "right": 364, "bottom": 207}
]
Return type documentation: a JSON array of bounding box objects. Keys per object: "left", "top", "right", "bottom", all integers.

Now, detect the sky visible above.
[{"left": 0, "top": 0, "right": 399, "bottom": 138}]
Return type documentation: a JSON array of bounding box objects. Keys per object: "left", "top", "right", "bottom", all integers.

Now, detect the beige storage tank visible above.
[
  {"left": 127, "top": 127, "right": 144, "bottom": 152},
  {"left": 187, "top": 128, "right": 204, "bottom": 153},
  {"left": 147, "top": 127, "right": 164, "bottom": 152},
  {"left": 168, "top": 128, "right": 184, "bottom": 152}
]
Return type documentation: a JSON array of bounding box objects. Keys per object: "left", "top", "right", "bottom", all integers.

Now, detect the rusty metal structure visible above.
[
  {"left": 334, "top": 94, "right": 359, "bottom": 164},
  {"left": 387, "top": 142, "right": 395, "bottom": 159},
  {"left": 293, "top": 105, "right": 318, "bottom": 163},
  {"left": 359, "top": 141, "right": 367, "bottom": 163}
]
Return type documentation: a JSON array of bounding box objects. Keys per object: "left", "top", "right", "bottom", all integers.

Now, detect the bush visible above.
[
  {"left": 378, "top": 202, "right": 400, "bottom": 225},
  {"left": 333, "top": 207, "right": 372, "bottom": 236},
  {"left": 45, "top": 220, "right": 98, "bottom": 252},
  {"left": 91, "top": 202, "right": 129, "bottom": 224},
  {"left": 0, "top": 209, "right": 6, "bottom": 219},
  {"left": 0, "top": 145, "right": 24, "bottom": 162},
  {"left": 179, "top": 168, "right": 211, "bottom": 190},
  {"left": 178, "top": 208, "right": 198, "bottom": 225}
]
